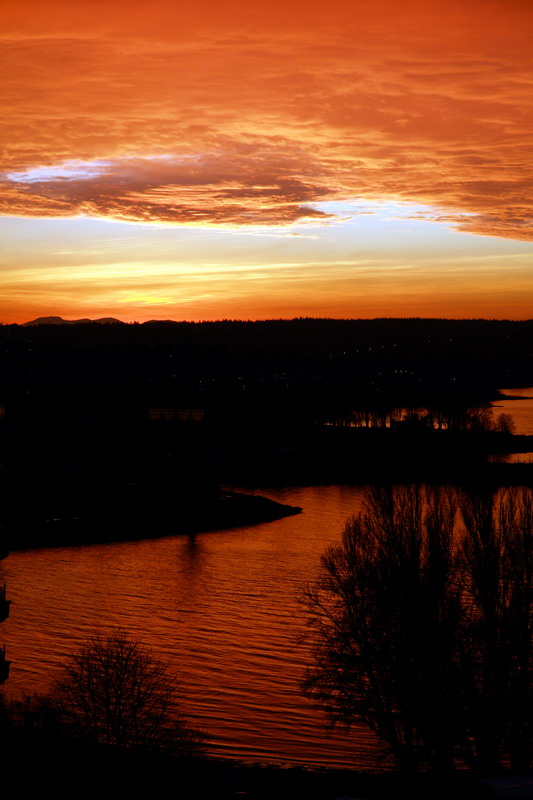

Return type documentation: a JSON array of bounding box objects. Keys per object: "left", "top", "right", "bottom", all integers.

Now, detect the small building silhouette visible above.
[{"left": 148, "top": 408, "right": 205, "bottom": 423}]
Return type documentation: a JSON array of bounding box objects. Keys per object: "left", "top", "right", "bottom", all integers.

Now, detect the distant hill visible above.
[{"left": 24, "top": 316, "right": 123, "bottom": 326}]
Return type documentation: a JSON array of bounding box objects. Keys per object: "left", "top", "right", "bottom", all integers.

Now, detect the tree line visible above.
[{"left": 320, "top": 403, "right": 515, "bottom": 433}]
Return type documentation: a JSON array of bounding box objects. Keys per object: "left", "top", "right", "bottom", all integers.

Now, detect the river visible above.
[
  {"left": 2, "top": 389, "right": 532, "bottom": 769},
  {"left": 0, "top": 484, "right": 388, "bottom": 770}
]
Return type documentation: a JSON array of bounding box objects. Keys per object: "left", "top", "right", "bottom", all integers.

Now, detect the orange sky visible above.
[{"left": 1, "top": 0, "right": 532, "bottom": 322}]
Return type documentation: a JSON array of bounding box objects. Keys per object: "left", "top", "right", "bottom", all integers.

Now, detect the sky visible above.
[{"left": 1, "top": 0, "right": 532, "bottom": 323}]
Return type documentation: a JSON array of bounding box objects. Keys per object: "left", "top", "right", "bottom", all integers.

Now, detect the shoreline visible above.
[
  {"left": 6, "top": 490, "right": 302, "bottom": 552},
  {"left": 0, "top": 734, "right": 495, "bottom": 799}
]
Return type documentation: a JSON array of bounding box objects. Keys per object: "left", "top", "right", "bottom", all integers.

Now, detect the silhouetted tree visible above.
[
  {"left": 457, "top": 488, "right": 533, "bottom": 771},
  {"left": 51, "top": 631, "right": 204, "bottom": 755},
  {"left": 494, "top": 413, "right": 516, "bottom": 434},
  {"left": 303, "top": 485, "right": 533, "bottom": 773}
]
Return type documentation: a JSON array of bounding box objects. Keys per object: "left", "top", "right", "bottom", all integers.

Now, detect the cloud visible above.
[
  {"left": 1, "top": 145, "right": 333, "bottom": 225},
  {"left": 1, "top": 0, "right": 532, "bottom": 237}
]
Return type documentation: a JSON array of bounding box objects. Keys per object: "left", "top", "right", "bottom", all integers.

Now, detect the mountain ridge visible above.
[{"left": 23, "top": 316, "right": 123, "bottom": 326}]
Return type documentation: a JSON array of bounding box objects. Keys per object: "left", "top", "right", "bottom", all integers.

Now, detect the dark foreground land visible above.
[
  {"left": 5, "top": 489, "right": 301, "bottom": 551},
  {"left": 0, "top": 732, "right": 498, "bottom": 800},
  {"left": 1, "top": 317, "right": 533, "bottom": 546}
]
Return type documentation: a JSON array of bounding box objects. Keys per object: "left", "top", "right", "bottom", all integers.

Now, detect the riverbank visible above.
[
  {"left": 211, "top": 428, "right": 533, "bottom": 485},
  {"left": 1, "top": 738, "right": 497, "bottom": 800},
  {"left": 5, "top": 490, "right": 301, "bottom": 551},
  {"left": 0, "top": 727, "right": 494, "bottom": 800}
]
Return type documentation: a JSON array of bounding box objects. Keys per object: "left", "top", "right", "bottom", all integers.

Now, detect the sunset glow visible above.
[{"left": 2, "top": 0, "right": 532, "bottom": 322}]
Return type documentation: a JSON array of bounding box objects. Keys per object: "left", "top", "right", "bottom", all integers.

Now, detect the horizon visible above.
[
  {"left": 2, "top": 0, "right": 533, "bottom": 322},
  {"left": 7, "top": 313, "right": 533, "bottom": 328}
]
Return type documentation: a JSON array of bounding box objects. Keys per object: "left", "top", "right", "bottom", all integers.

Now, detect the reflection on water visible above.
[
  {"left": 0, "top": 484, "right": 387, "bottom": 769},
  {"left": 489, "top": 452, "right": 533, "bottom": 464},
  {"left": 490, "top": 388, "right": 533, "bottom": 462},
  {"left": 493, "top": 387, "right": 533, "bottom": 436}
]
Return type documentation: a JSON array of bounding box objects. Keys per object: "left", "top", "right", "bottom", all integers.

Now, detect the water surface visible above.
[
  {"left": 492, "top": 387, "right": 533, "bottom": 461},
  {"left": 1, "top": 484, "right": 387, "bottom": 769}
]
